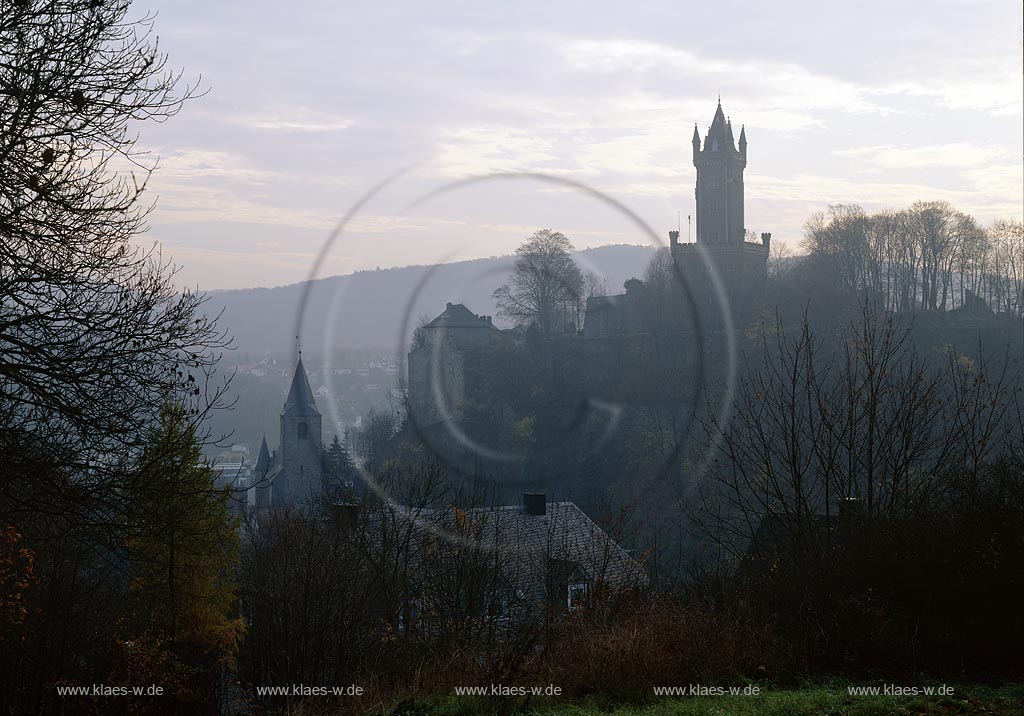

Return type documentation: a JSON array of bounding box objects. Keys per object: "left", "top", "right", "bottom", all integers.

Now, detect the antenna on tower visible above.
[
  {"left": 677, "top": 211, "right": 681, "bottom": 232},
  {"left": 688, "top": 214, "right": 692, "bottom": 243},
  {"left": 296, "top": 335, "right": 302, "bottom": 359}
]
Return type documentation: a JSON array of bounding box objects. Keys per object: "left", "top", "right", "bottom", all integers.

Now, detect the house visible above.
[{"left": 330, "top": 492, "right": 646, "bottom": 629}]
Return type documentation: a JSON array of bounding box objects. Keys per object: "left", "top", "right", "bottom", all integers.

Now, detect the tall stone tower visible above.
[
  {"left": 671, "top": 100, "right": 768, "bottom": 324},
  {"left": 692, "top": 99, "right": 746, "bottom": 245},
  {"left": 271, "top": 353, "right": 323, "bottom": 506}
]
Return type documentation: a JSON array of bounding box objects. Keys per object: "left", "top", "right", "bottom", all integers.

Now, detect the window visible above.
[
  {"left": 708, "top": 201, "right": 719, "bottom": 213},
  {"left": 567, "top": 581, "right": 590, "bottom": 611},
  {"left": 709, "top": 230, "right": 721, "bottom": 242},
  {"left": 298, "top": 422, "right": 308, "bottom": 440}
]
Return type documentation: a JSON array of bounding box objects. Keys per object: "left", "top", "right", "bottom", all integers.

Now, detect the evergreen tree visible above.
[
  {"left": 124, "top": 403, "right": 245, "bottom": 701},
  {"left": 324, "top": 432, "right": 360, "bottom": 499}
]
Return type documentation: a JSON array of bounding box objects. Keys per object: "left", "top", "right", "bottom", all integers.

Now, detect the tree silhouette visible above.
[
  {"left": 493, "top": 229, "right": 585, "bottom": 333},
  {"left": 0, "top": 0, "right": 231, "bottom": 540}
]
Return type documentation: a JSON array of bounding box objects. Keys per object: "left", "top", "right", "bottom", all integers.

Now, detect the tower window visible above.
[
  {"left": 709, "top": 230, "right": 721, "bottom": 242},
  {"left": 298, "top": 422, "right": 308, "bottom": 440},
  {"left": 709, "top": 201, "right": 719, "bottom": 213}
]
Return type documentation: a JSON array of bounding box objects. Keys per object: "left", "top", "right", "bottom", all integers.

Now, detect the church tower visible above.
[
  {"left": 692, "top": 99, "right": 747, "bottom": 245},
  {"left": 273, "top": 352, "right": 323, "bottom": 506}
]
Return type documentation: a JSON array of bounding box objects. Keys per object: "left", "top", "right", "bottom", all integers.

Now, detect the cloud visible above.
[
  {"left": 835, "top": 143, "right": 1014, "bottom": 170},
  {"left": 229, "top": 107, "right": 356, "bottom": 132},
  {"left": 153, "top": 149, "right": 277, "bottom": 183},
  {"left": 559, "top": 38, "right": 891, "bottom": 117},
  {"left": 134, "top": 2, "right": 1022, "bottom": 289},
  {"left": 433, "top": 126, "right": 560, "bottom": 176},
  {"left": 747, "top": 170, "right": 1023, "bottom": 222}
]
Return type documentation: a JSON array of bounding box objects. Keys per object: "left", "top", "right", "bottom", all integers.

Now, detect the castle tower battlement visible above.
[{"left": 675, "top": 100, "right": 768, "bottom": 323}]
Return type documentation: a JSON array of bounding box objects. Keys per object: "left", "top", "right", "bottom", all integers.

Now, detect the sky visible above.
[{"left": 136, "top": 0, "right": 1024, "bottom": 291}]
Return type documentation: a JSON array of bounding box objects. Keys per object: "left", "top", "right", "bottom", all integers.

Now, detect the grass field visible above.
[{"left": 400, "top": 684, "right": 1024, "bottom": 716}]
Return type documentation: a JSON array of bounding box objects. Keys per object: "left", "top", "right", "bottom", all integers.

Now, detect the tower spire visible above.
[{"left": 283, "top": 354, "right": 319, "bottom": 416}]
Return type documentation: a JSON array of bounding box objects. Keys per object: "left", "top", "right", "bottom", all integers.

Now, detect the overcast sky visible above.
[{"left": 137, "top": 0, "right": 1024, "bottom": 290}]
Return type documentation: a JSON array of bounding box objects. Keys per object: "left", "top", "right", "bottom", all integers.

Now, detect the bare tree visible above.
[
  {"left": 800, "top": 201, "right": 1013, "bottom": 317},
  {"left": 987, "top": 219, "right": 1024, "bottom": 315},
  {"left": 0, "top": 0, "right": 232, "bottom": 538},
  {"left": 692, "top": 303, "right": 1018, "bottom": 563},
  {"left": 493, "top": 229, "right": 584, "bottom": 334},
  {"left": 768, "top": 240, "right": 792, "bottom": 280}
]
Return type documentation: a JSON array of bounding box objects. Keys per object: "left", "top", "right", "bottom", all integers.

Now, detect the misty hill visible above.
[{"left": 204, "top": 244, "right": 658, "bottom": 358}]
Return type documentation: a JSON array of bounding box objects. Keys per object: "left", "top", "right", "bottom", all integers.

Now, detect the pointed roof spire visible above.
[
  {"left": 283, "top": 353, "right": 320, "bottom": 416},
  {"left": 706, "top": 99, "right": 735, "bottom": 152},
  {"left": 692, "top": 122, "right": 701, "bottom": 145},
  {"left": 738, "top": 124, "right": 747, "bottom": 151},
  {"left": 256, "top": 435, "right": 271, "bottom": 471}
]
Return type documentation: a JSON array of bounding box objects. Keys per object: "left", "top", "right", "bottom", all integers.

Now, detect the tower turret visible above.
[
  {"left": 738, "top": 124, "right": 747, "bottom": 155},
  {"left": 254, "top": 434, "right": 271, "bottom": 510},
  {"left": 691, "top": 123, "right": 701, "bottom": 162},
  {"left": 255, "top": 434, "right": 270, "bottom": 475}
]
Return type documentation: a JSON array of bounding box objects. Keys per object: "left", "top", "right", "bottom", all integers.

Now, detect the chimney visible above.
[
  {"left": 523, "top": 492, "right": 546, "bottom": 516},
  {"left": 838, "top": 496, "right": 862, "bottom": 523},
  {"left": 330, "top": 502, "right": 359, "bottom": 530},
  {"left": 669, "top": 230, "right": 679, "bottom": 247},
  {"left": 446, "top": 302, "right": 453, "bottom": 311}
]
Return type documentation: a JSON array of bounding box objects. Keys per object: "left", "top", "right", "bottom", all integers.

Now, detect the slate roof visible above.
[
  {"left": 469, "top": 502, "right": 647, "bottom": 588},
  {"left": 255, "top": 435, "right": 271, "bottom": 472},
  {"left": 283, "top": 356, "right": 320, "bottom": 416},
  {"left": 425, "top": 302, "right": 493, "bottom": 329},
  {"left": 585, "top": 294, "right": 627, "bottom": 312},
  {"left": 409, "top": 501, "right": 647, "bottom": 591},
  {"left": 704, "top": 100, "right": 737, "bottom": 153}
]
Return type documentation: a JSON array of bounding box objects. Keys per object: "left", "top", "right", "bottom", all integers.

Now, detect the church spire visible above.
[
  {"left": 256, "top": 434, "right": 270, "bottom": 472},
  {"left": 283, "top": 353, "right": 319, "bottom": 416},
  {"left": 738, "top": 124, "right": 747, "bottom": 153}
]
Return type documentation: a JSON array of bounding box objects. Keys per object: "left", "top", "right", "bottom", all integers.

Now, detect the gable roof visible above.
[
  {"left": 466, "top": 502, "right": 647, "bottom": 588},
  {"left": 331, "top": 500, "right": 647, "bottom": 596},
  {"left": 585, "top": 293, "right": 627, "bottom": 311},
  {"left": 400, "top": 501, "right": 646, "bottom": 590},
  {"left": 425, "top": 302, "right": 493, "bottom": 329}
]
